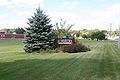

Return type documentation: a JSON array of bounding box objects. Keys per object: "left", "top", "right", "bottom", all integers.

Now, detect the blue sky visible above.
[{"left": 0, "top": 0, "right": 120, "bottom": 30}]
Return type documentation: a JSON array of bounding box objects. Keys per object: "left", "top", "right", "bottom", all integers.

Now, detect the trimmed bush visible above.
[{"left": 61, "top": 43, "right": 90, "bottom": 53}]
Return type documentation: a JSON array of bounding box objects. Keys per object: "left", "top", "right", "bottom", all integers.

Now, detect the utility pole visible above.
[
  {"left": 110, "top": 23, "right": 112, "bottom": 31},
  {"left": 118, "top": 24, "right": 120, "bottom": 48},
  {"left": 110, "top": 23, "right": 112, "bottom": 39}
]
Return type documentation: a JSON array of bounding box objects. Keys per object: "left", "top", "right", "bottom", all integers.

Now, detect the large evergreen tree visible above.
[{"left": 24, "top": 7, "right": 54, "bottom": 53}]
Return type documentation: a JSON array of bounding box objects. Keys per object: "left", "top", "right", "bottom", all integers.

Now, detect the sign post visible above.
[
  {"left": 58, "top": 39, "right": 72, "bottom": 44},
  {"left": 54, "top": 36, "right": 76, "bottom": 48}
]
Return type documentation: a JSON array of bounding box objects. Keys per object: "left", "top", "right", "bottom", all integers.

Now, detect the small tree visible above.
[
  {"left": 15, "top": 27, "right": 25, "bottom": 34},
  {"left": 82, "top": 34, "right": 88, "bottom": 39},
  {"left": 90, "top": 31, "right": 106, "bottom": 41},
  {"left": 24, "top": 7, "right": 54, "bottom": 53},
  {"left": 53, "top": 19, "right": 74, "bottom": 38}
]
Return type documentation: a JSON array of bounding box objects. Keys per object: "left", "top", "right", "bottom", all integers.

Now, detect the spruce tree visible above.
[{"left": 24, "top": 7, "right": 54, "bottom": 53}]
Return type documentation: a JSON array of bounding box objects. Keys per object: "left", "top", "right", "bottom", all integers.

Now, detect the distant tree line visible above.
[
  {"left": 52, "top": 27, "right": 119, "bottom": 41},
  {"left": 0, "top": 27, "right": 25, "bottom": 34},
  {"left": 79, "top": 29, "right": 107, "bottom": 41},
  {"left": 0, "top": 27, "right": 118, "bottom": 41},
  {"left": 79, "top": 29, "right": 119, "bottom": 41}
]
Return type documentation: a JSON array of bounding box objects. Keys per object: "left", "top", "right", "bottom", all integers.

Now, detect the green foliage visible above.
[
  {"left": 15, "top": 27, "right": 25, "bottom": 34},
  {"left": 38, "top": 49, "right": 62, "bottom": 53},
  {"left": 90, "top": 31, "right": 106, "bottom": 41},
  {"left": 24, "top": 7, "right": 54, "bottom": 53},
  {"left": 52, "top": 29, "right": 72, "bottom": 38},
  {"left": 61, "top": 43, "right": 90, "bottom": 53},
  {"left": 79, "top": 29, "right": 90, "bottom": 36},
  {"left": 75, "top": 33, "right": 80, "bottom": 37},
  {"left": 0, "top": 39, "right": 120, "bottom": 80},
  {"left": 108, "top": 30, "right": 119, "bottom": 36},
  {"left": 0, "top": 28, "right": 16, "bottom": 33},
  {"left": 53, "top": 19, "right": 74, "bottom": 38},
  {"left": 82, "top": 34, "right": 88, "bottom": 39}
]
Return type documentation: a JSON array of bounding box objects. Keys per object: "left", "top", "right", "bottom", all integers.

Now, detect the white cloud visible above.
[
  {"left": 48, "top": 11, "right": 82, "bottom": 30},
  {"left": 47, "top": 11, "right": 118, "bottom": 30},
  {"left": 13, "top": 10, "right": 32, "bottom": 16},
  {"left": 63, "top": 2, "right": 70, "bottom": 5},
  {"left": 92, "top": 3, "right": 120, "bottom": 18},
  {"left": 62, "top": 1, "right": 79, "bottom": 9},
  {"left": 48, "top": 3, "right": 120, "bottom": 30},
  {"left": 0, "top": 0, "right": 9, "bottom": 6},
  {"left": 1, "top": 1, "right": 119, "bottom": 30},
  {"left": 71, "top": 1, "right": 79, "bottom": 5},
  {"left": 91, "top": 3, "right": 120, "bottom": 17},
  {"left": 0, "top": 14, "right": 8, "bottom": 18},
  {"left": 87, "top": 3, "right": 120, "bottom": 30},
  {"left": 0, "top": 0, "right": 44, "bottom": 8},
  {"left": 0, "top": 19, "right": 28, "bottom": 29},
  {"left": 48, "top": 12, "right": 80, "bottom": 23},
  {"left": 99, "top": 0, "right": 108, "bottom": 2},
  {"left": 91, "top": 3, "right": 120, "bottom": 26}
]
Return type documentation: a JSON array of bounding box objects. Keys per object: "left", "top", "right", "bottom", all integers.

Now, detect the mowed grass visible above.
[{"left": 0, "top": 39, "right": 120, "bottom": 80}]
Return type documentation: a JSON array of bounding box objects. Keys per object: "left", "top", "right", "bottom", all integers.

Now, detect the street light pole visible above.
[
  {"left": 110, "top": 23, "right": 112, "bottom": 39},
  {"left": 118, "top": 24, "right": 120, "bottom": 48}
]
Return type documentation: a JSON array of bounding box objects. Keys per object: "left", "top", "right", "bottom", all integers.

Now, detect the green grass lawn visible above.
[{"left": 0, "top": 39, "right": 120, "bottom": 80}]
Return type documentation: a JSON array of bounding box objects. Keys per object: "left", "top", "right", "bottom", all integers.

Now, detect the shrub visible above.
[
  {"left": 38, "top": 49, "right": 62, "bottom": 53},
  {"left": 61, "top": 43, "right": 90, "bottom": 53}
]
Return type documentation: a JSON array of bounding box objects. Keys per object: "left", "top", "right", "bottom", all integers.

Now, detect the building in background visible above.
[{"left": 0, "top": 32, "right": 24, "bottom": 39}]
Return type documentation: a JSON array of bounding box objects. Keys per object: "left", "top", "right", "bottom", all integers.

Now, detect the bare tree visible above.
[{"left": 53, "top": 19, "right": 74, "bottom": 38}]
